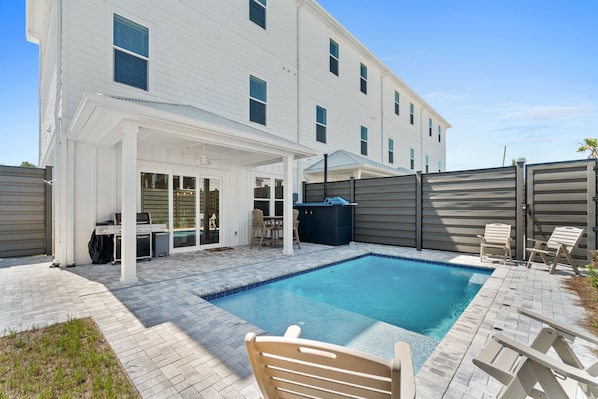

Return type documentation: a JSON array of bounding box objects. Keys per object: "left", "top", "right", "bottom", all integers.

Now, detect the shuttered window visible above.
[
  {"left": 250, "top": 75, "right": 267, "bottom": 125},
  {"left": 250, "top": 0, "right": 266, "bottom": 29},
  {"left": 316, "top": 106, "right": 327, "bottom": 143},
  {"left": 113, "top": 14, "right": 149, "bottom": 90},
  {"left": 360, "top": 126, "right": 368, "bottom": 156}
]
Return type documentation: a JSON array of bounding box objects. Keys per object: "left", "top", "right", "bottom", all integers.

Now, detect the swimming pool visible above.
[{"left": 207, "top": 254, "right": 492, "bottom": 371}]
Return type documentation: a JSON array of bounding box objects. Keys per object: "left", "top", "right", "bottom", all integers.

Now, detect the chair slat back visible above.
[
  {"left": 484, "top": 223, "right": 511, "bottom": 244},
  {"left": 546, "top": 226, "right": 584, "bottom": 251},
  {"left": 246, "top": 333, "right": 398, "bottom": 399},
  {"left": 252, "top": 209, "right": 265, "bottom": 225}
]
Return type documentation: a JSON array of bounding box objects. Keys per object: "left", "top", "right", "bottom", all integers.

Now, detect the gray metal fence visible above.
[
  {"left": 0, "top": 166, "right": 52, "bottom": 258},
  {"left": 302, "top": 159, "right": 597, "bottom": 263}
]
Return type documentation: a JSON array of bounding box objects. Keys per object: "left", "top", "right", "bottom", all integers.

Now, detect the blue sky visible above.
[{"left": 1, "top": 1, "right": 597, "bottom": 170}]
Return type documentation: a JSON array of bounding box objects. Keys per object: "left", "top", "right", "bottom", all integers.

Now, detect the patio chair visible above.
[
  {"left": 245, "top": 325, "right": 416, "bottom": 399},
  {"left": 250, "top": 209, "right": 273, "bottom": 250},
  {"left": 292, "top": 208, "right": 301, "bottom": 249},
  {"left": 477, "top": 223, "right": 513, "bottom": 264},
  {"left": 526, "top": 226, "right": 584, "bottom": 275},
  {"left": 473, "top": 307, "right": 598, "bottom": 398}
]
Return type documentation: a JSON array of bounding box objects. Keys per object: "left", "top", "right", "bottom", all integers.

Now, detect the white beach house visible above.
[{"left": 26, "top": 0, "right": 450, "bottom": 282}]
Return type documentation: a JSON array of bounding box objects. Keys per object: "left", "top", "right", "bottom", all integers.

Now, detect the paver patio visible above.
[{"left": 0, "top": 243, "right": 595, "bottom": 398}]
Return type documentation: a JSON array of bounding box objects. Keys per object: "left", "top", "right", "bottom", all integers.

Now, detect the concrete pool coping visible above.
[{"left": 1, "top": 242, "right": 596, "bottom": 398}]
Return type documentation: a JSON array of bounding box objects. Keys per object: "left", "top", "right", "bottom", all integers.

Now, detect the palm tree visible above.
[{"left": 577, "top": 138, "right": 598, "bottom": 159}]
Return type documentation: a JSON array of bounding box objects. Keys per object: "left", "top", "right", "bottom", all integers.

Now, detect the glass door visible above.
[
  {"left": 200, "top": 178, "right": 220, "bottom": 245},
  {"left": 173, "top": 175, "right": 197, "bottom": 248}
]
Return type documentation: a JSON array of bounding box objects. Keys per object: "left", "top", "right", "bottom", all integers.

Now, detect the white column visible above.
[
  {"left": 66, "top": 139, "right": 75, "bottom": 266},
  {"left": 282, "top": 154, "right": 294, "bottom": 255},
  {"left": 120, "top": 123, "right": 138, "bottom": 284}
]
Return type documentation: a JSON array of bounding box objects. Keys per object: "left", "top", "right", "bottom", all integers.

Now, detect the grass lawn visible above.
[{"left": 0, "top": 317, "right": 139, "bottom": 398}]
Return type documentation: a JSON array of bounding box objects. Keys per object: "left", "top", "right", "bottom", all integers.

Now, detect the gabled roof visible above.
[{"left": 304, "top": 150, "right": 413, "bottom": 177}]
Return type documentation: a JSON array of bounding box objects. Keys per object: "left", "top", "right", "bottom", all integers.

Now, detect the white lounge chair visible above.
[
  {"left": 473, "top": 307, "right": 598, "bottom": 398},
  {"left": 245, "top": 325, "right": 416, "bottom": 399},
  {"left": 477, "top": 223, "right": 513, "bottom": 264},
  {"left": 526, "top": 226, "right": 584, "bottom": 275}
]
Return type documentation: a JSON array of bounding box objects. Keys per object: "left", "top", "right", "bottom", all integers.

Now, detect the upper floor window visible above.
[
  {"left": 388, "top": 138, "right": 394, "bottom": 164},
  {"left": 410, "top": 148, "right": 415, "bottom": 170},
  {"left": 438, "top": 161, "right": 442, "bottom": 172},
  {"left": 316, "top": 106, "right": 327, "bottom": 143},
  {"left": 438, "top": 125, "right": 442, "bottom": 142},
  {"left": 329, "top": 39, "right": 339, "bottom": 76},
  {"left": 249, "top": 0, "right": 266, "bottom": 29},
  {"left": 249, "top": 75, "right": 267, "bottom": 125},
  {"left": 394, "top": 91, "right": 400, "bottom": 116},
  {"left": 360, "top": 63, "right": 368, "bottom": 94},
  {"left": 113, "top": 14, "right": 149, "bottom": 91},
  {"left": 429, "top": 118, "right": 433, "bottom": 136},
  {"left": 425, "top": 155, "right": 429, "bottom": 173},
  {"left": 409, "top": 103, "right": 415, "bottom": 125},
  {"left": 360, "top": 126, "right": 368, "bottom": 156}
]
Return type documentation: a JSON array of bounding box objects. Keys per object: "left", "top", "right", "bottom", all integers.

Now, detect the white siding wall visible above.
[
  {"left": 62, "top": 0, "right": 299, "bottom": 141},
  {"left": 38, "top": 0, "right": 61, "bottom": 166}
]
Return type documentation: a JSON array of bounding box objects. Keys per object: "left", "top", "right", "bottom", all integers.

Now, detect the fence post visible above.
[
  {"left": 516, "top": 161, "right": 526, "bottom": 261},
  {"left": 350, "top": 177, "right": 355, "bottom": 242},
  {"left": 588, "top": 161, "right": 597, "bottom": 256},
  {"left": 416, "top": 171, "right": 422, "bottom": 251}
]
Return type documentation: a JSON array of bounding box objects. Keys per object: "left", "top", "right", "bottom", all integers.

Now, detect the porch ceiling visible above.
[{"left": 67, "top": 92, "right": 318, "bottom": 167}]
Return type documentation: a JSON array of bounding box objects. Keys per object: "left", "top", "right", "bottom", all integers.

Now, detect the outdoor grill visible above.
[{"left": 94, "top": 212, "right": 167, "bottom": 264}]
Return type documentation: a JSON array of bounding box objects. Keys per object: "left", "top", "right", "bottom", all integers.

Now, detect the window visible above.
[
  {"left": 409, "top": 103, "right": 414, "bottom": 125},
  {"left": 249, "top": 75, "right": 267, "bottom": 125},
  {"left": 113, "top": 14, "right": 149, "bottom": 90},
  {"left": 410, "top": 148, "right": 415, "bottom": 170},
  {"left": 438, "top": 161, "right": 442, "bottom": 172},
  {"left": 249, "top": 0, "right": 266, "bottom": 29},
  {"left": 425, "top": 155, "right": 429, "bottom": 173},
  {"left": 429, "top": 118, "right": 433, "bottom": 136},
  {"left": 360, "top": 63, "right": 367, "bottom": 94},
  {"left": 360, "top": 126, "right": 368, "bottom": 156},
  {"left": 254, "top": 177, "right": 284, "bottom": 216},
  {"left": 394, "top": 91, "right": 400, "bottom": 115},
  {"left": 438, "top": 125, "right": 442, "bottom": 142},
  {"left": 316, "top": 106, "right": 327, "bottom": 143},
  {"left": 329, "top": 39, "right": 339, "bottom": 76},
  {"left": 388, "top": 138, "right": 394, "bottom": 164},
  {"left": 254, "top": 177, "right": 271, "bottom": 216}
]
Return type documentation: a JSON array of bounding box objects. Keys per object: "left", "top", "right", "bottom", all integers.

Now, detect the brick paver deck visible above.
[{"left": 0, "top": 243, "right": 595, "bottom": 398}]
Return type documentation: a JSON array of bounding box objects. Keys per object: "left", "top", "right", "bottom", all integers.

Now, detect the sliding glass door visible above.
[
  {"left": 200, "top": 178, "right": 220, "bottom": 245},
  {"left": 173, "top": 175, "right": 197, "bottom": 248},
  {"left": 141, "top": 172, "right": 221, "bottom": 250}
]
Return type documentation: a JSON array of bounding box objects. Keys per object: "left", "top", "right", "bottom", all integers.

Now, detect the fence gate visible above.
[
  {"left": 0, "top": 166, "right": 52, "bottom": 258},
  {"left": 525, "top": 160, "right": 597, "bottom": 264}
]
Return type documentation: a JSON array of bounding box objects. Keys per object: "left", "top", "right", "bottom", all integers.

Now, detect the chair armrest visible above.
[
  {"left": 394, "top": 342, "right": 416, "bottom": 399},
  {"left": 526, "top": 238, "right": 546, "bottom": 249},
  {"left": 518, "top": 307, "right": 598, "bottom": 345},
  {"left": 493, "top": 333, "right": 598, "bottom": 387},
  {"left": 284, "top": 325, "right": 302, "bottom": 338}
]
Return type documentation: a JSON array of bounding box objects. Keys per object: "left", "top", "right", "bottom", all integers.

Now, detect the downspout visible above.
[
  {"left": 296, "top": 0, "right": 307, "bottom": 200},
  {"left": 420, "top": 103, "right": 428, "bottom": 172},
  {"left": 380, "top": 70, "right": 388, "bottom": 165}
]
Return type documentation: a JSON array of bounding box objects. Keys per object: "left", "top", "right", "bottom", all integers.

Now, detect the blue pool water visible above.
[{"left": 209, "top": 254, "right": 492, "bottom": 371}]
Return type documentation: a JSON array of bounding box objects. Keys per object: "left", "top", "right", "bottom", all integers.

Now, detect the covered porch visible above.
[{"left": 60, "top": 92, "right": 317, "bottom": 283}]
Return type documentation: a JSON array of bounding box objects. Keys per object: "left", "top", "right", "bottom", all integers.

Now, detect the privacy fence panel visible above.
[
  {"left": 303, "top": 180, "right": 351, "bottom": 203},
  {"left": 526, "top": 160, "right": 597, "bottom": 264},
  {"left": 353, "top": 175, "right": 417, "bottom": 247},
  {"left": 0, "top": 166, "right": 52, "bottom": 258},
  {"left": 421, "top": 166, "right": 519, "bottom": 254}
]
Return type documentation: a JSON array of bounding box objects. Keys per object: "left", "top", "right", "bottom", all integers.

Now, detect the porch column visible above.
[
  {"left": 120, "top": 123, "right": 138, "bottom": 284},
  {"left": 282, "top": 154, "right": 294, "bottom": 255}
]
